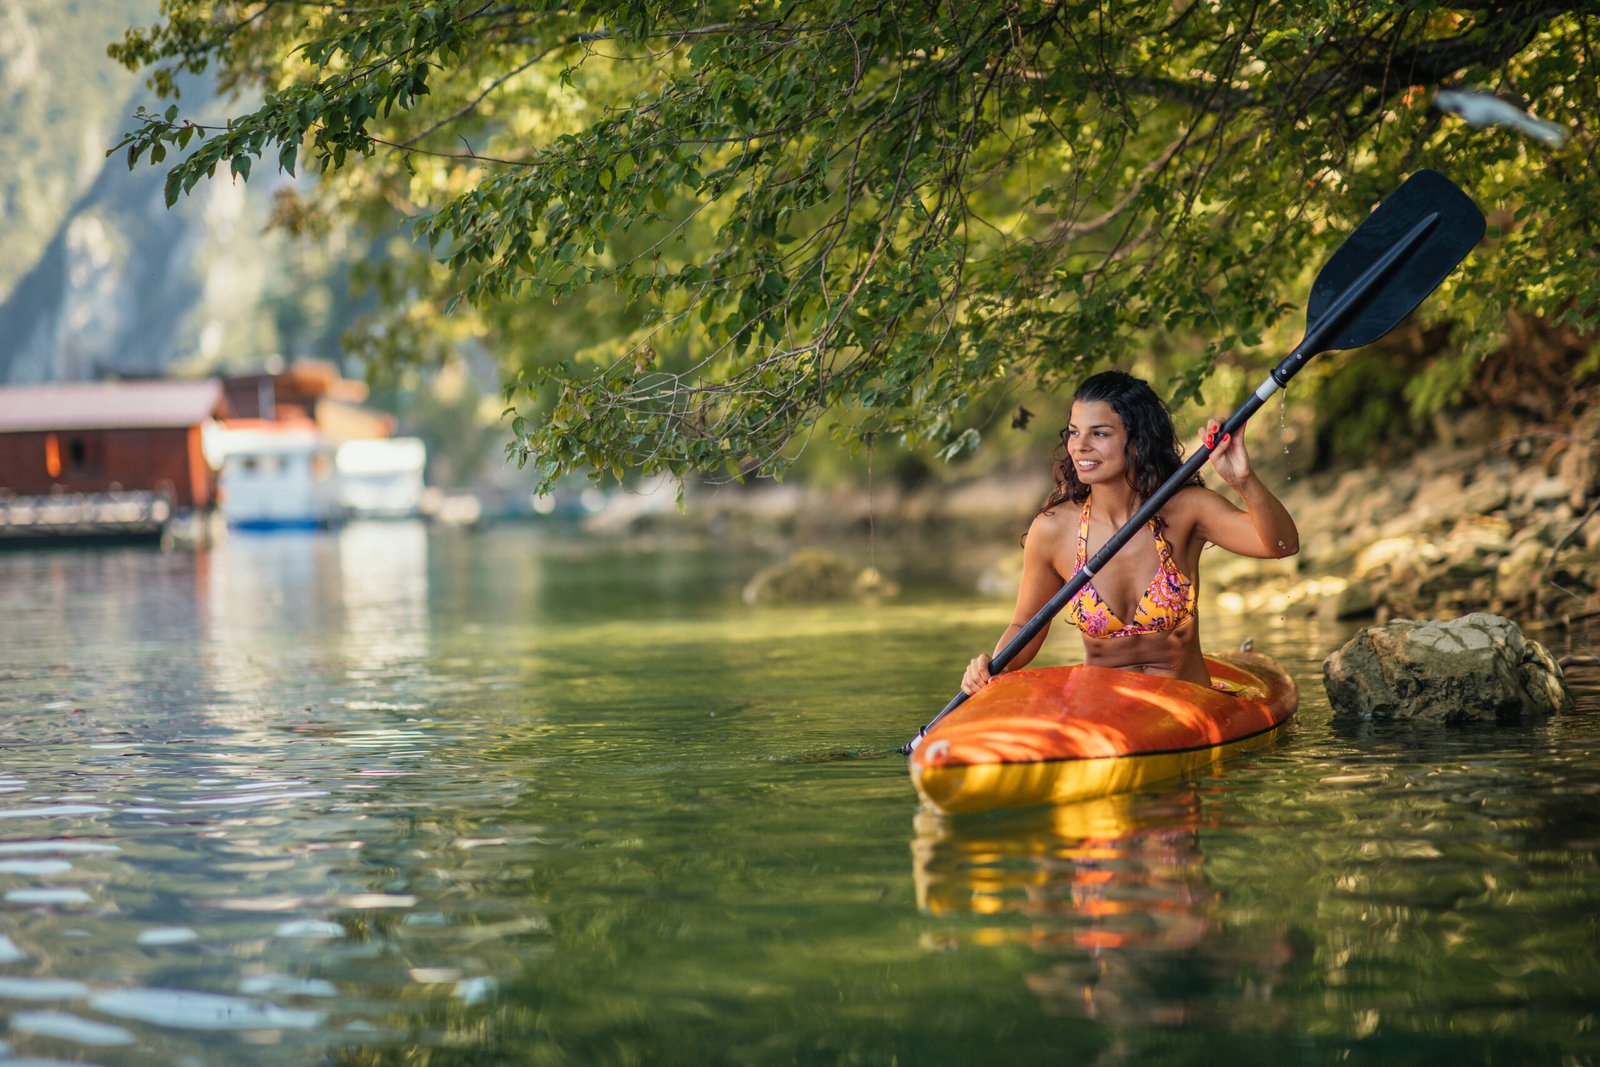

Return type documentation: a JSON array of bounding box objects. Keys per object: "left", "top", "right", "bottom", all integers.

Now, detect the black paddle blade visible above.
[{"left": 1305, "top": 169, "right": 1485, "bottom": 353}]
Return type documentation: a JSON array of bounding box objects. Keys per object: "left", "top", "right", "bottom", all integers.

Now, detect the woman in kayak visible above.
[{"left": 961, "top": 370, "right": 1298, "bottom": 693}]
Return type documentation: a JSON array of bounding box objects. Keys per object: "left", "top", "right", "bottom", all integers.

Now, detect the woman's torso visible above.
[{"left": 1044, "top": 488, "right": 1212, "bottom": 685}]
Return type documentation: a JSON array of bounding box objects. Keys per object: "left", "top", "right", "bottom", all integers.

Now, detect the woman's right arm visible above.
[{"left": 961, "top": 513, "right": 1066, "bottom": 694}]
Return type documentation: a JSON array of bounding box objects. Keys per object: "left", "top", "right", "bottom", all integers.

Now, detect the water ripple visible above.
[
  {"left": 9, "top": 1011, "right": 135, "bottom": 1047},
  {"left": 88, "top": 989, "right": 325, "bottom": 1031}
]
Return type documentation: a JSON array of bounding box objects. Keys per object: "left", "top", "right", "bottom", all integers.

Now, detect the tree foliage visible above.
[{"left": 112, "top": 1, "right": 1600, "bottom": 488}]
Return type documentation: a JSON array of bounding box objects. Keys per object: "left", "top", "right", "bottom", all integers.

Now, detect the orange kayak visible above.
[{"left": 908, "top": 651, "right": 1298, "bottom": 816}]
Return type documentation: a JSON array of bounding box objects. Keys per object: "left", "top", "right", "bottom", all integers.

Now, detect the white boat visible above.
[
  {"left": 335, "top": 437, "right": 427, "bottom": 519},
  {"left": 215, "top": 424, "right": 341, "bottom": 530}
]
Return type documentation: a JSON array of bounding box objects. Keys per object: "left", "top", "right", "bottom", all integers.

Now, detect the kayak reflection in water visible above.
[
  {"left": 911, "top": 793, "right": 1316, "bottom": 1027},
  {"left": 961, "top": 371, "right": 1299, "bottom": 692}
]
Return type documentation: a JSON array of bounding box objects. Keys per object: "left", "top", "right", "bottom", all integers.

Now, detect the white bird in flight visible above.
[{"left": 1434, "top": 89, "right": 1569, "bottom": 147}]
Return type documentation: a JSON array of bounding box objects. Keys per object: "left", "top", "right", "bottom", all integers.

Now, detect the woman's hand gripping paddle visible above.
[{"left": 900, "top": 169, "right": 1486, "bottom": 756}]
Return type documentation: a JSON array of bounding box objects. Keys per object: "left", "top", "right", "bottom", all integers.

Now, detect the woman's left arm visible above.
[{"left": 1193, "top": 421, "right": 1299, "bottom": 559}]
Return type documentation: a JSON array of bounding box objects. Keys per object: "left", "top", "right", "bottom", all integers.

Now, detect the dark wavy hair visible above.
[{"left": 1038, "top": 370, "right": 1202, "bottom": 516}]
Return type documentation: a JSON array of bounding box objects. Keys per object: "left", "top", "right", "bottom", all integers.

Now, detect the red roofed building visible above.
[{"left": 0, "top": 380, "right": 230, "bottom": 510}]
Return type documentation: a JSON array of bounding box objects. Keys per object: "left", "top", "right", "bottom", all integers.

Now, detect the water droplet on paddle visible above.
[{"left": 1278, "top": 389, "right": 1293, "bottom": 477}]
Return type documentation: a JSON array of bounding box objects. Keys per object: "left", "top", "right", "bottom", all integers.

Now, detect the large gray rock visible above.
[{"left": 1323, "top": 613, "right": 1572, "bottom": 723}]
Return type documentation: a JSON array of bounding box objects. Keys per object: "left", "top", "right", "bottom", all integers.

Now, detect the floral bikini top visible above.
[{"left": 1063, "top": 499, "right": 1196, "bottom": 639}]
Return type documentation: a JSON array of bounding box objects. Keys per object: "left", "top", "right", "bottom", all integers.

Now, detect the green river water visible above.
[{"left": 0, "top": 521, "right": 1597, "bottom": 1066}]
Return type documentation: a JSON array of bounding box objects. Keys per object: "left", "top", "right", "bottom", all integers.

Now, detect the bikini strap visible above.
[
  {"left": 1076, "top": 499, "right": 1091, "bottom": 569},
  {"left": 1150, "top": 513, "right": 1175, "bottom": 560}
]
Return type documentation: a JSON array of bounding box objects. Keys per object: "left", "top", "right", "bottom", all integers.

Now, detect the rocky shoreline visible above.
[
  {"left": 1214, "top": 404, "right": 1600, "bottom": 630},
  {"left": 644, "top": 403, "right": 1600, "bottom": 641}
]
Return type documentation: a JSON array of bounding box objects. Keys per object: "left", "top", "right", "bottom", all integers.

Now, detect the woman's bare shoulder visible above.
[
  {"left": 1029, "top": 502, "right": 1078, "bottom": 534},
  {"left": 1024, "top": 504, "right": 1076, "bottom": 556},
  {"left": 1162, "top": 485, "right": 1234, "bottom": 538},
  {"left": 1167, "top": 484, "right": 1232, "bottom": 517}
]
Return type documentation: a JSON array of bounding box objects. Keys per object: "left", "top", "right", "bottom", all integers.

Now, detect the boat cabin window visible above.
[{"left": 64, "top": 435, "right": 103, "bottom": 477}]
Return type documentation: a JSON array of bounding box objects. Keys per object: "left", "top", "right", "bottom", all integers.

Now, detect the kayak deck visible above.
[{"left": 909, "top": 652, "right": 1297, "bottom": 816}]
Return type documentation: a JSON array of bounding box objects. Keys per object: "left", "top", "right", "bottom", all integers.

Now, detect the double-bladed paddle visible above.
[{"left": 901, "top": 169, "right": 1486, "bottom": 755}]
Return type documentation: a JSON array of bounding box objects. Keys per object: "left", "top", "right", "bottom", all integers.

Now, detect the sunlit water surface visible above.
[{"left": 0, "top": 522, "right": 1597, "bottom": 1066}]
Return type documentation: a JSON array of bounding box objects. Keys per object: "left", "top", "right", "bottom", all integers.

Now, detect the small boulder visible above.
[
  {"left": 1321, "top": 579, "right": 1379, "bottom": 621},
  {"left": 851, "top": 565, "right": 900, "bottom": 599},
  {"left": 1555, "top": 407, "right": 1600, "bottom": 508},
  {"left": 1322, "top": 613, "right": 1572, "bottom": 723},
  {"left": 742, "top": 549, "right": 895, "bottom": 604},
  {"left": 1351, "top": 536, "right": 1441, "bottom": 581}
]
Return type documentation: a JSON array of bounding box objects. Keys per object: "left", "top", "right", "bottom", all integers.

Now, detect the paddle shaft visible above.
[{"left": 901, "top": 210, "right": 1441, "bottom": 754}]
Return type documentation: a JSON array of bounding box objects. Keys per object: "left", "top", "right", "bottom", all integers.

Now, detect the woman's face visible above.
[{"left": 1067, "top": 399, "right": 1129, "bottom": 486}]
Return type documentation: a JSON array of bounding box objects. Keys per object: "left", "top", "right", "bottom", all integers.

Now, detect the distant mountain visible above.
[
  {"left": 0, "top": 0, "right": 357, "bottom": 384},
  {"left": 0, "top": 0, "right": 151, "bottom": 299}
]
